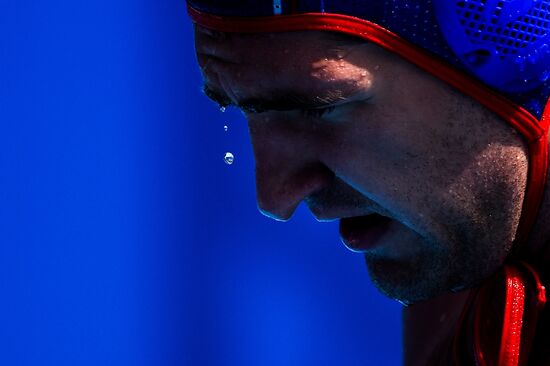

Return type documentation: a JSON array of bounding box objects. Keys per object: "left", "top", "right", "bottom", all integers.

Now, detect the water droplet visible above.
[
  {"left": 224, "top": 152, "right": 234, "bottom": 165},
  {"left": 223, "top": 125, "right": 228, "bottom": 132},
  {"left": 219, "top": 106, "right": 226, "bottom": 113}
]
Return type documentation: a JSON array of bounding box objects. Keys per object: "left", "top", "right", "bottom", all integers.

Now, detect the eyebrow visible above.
[{"left": 202, "top": 83, "right": 356, "bottom": 113}]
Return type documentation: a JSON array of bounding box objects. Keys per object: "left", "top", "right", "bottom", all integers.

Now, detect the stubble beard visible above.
[{"left": 363, "top": 233, "right": 507, "bottom": 305}]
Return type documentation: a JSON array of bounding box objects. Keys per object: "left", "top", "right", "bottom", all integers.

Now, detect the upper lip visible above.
[
  {"left": 305, "top": 185, "right": 429, "bottom": 245},
  {"left": 308, "top": 208, "right": 379, "bottom": 222},
  {"left": 302, "top": 176, "right": 394, "bottom": 221},
  {"left": 304, "top": 195, "right": 392, "bottom": 222}
]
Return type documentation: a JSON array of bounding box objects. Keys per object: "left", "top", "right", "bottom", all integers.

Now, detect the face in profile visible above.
[{"left": 194, "top": 25, "right": 529, "bottom": 305}]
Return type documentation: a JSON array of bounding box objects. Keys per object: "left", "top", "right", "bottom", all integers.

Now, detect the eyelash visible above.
[{"left": 300, "top": 106, "right": 336, "bottom": 118}]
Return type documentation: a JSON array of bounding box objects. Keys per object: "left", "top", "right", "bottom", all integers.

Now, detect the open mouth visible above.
[{"left": 339, "top": 214, "right": 393, "bottom": 252}]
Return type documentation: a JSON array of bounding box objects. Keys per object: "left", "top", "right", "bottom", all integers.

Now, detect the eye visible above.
[{"left": 300, "top": 106, "right": 336, "bottom": 118}]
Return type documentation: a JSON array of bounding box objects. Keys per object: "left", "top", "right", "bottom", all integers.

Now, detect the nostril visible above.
[
  {"left": 257, "top": 201, "right": 299, "bottom": 222},
  {"left": 255, "top": 162, "right": 335, "bottom": 221}
]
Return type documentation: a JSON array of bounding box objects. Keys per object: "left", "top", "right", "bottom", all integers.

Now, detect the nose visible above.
[{"left": 247, "top": 115, "right": 335, "bottom": 221}]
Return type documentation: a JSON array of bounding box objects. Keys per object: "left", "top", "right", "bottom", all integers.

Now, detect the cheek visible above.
[
  {"left": 322, "top": 100, "right": 528, "bottom": 252},
  {"left": 320, "top": 111, "right": 435, "bottom": 235},
  {"left": 443, "top": 144, "right": 527, "bottom": 227},
  {"left": 322, "top": 104, "right": 438, "bottom": 196}
]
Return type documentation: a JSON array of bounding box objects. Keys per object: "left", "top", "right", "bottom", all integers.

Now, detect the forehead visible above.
[
  {"left": 194, "top": 26, "right": 379, "bottom": 106},
  {"left": 195, "top": 26, "right": 364, "bottom": 66}
]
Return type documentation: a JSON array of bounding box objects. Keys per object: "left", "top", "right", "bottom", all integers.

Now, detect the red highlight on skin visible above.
[{"left": 339, "top": 214, "right": 392, "bottom": 251}]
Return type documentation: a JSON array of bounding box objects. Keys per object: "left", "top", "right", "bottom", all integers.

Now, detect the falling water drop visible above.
[
  {"left": 224, "top": 125, "right": 228, "bottom": 132},
  {"left": 219, "top": 105, "right": 226, "bottom": 113},
  {"left": 224, "top": 152, "right": 234, "bottom": 165}
]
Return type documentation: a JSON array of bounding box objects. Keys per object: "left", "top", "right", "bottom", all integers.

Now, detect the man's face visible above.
[{"left": 194, "top": 26, "right": 529, "bottom": 304}]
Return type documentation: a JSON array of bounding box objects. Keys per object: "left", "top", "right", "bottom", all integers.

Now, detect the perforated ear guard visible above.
[{"left": 435, "top": 0, "right": 550, "bottom": 94}]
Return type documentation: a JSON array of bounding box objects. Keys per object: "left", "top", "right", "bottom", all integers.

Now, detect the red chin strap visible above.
[{"left": 188, "top": 6, "right": 550, "bottom": 365}]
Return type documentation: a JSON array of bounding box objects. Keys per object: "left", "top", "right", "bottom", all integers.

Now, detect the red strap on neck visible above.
[
  {"left": 469, "top": 264, "right": 546, "bottom": 366},
  {"left": 498, "top": 266, "right": 527, "bottom": 366}
]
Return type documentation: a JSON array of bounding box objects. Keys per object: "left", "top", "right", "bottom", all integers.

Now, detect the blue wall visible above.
[{"left": 0, "top": 1, "right": 401, "bottom": 365}]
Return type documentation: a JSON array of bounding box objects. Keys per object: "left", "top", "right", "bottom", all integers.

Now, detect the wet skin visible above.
[{"left": 194, "top": 25, "right": 528, "bottom": 305}]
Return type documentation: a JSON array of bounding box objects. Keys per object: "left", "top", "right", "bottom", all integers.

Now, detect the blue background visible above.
[{"left": 0, "top": 1, "right": 401, "bottom": 365}]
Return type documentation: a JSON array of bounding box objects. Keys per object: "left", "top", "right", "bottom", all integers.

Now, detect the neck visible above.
[
  {"left": 523, "top": 138, "right": 550, "bottom": 262},
  {"left": 403, "top": 267, "right": 550, "bottom": 366},
  {"left": 403, "top": 289, "right": 472, "bottom": 366}
]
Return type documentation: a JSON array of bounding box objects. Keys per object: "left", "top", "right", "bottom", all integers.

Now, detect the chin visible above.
[
  {"left": 362, "top": 246, "right": 490, "bottom": 305},
  {"left": 360, "top": 216, "right": 515, "bottom": 305},
  {"left": 364, "top": 256, "right": 447, "bottom": 305}
]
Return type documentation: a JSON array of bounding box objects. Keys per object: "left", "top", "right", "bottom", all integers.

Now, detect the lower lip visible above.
[{"left": 339, "top": 214, "right": 392, "bottom": 252}]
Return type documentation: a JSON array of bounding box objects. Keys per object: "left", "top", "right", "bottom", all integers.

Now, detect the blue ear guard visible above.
[
  {"left": 187, "top": 0, "right": 550, "bottom": 119},
  {"left": 434, "top": 0, "right": 550, "bottom": 94}
]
